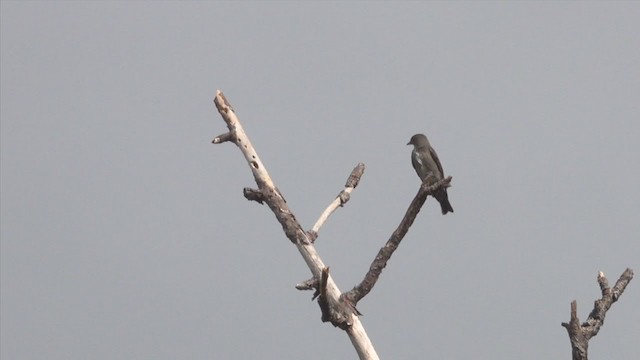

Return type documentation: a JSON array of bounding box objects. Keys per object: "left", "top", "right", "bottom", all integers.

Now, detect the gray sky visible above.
[{"left": 1, "top": 2, "right": 639, "bottom": 359}]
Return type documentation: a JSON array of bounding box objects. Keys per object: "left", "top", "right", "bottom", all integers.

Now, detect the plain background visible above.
[{"left": 1, "top": 2, "right": 639, "bottom": 359}]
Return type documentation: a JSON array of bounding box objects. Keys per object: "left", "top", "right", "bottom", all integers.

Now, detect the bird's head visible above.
[{"left": 407, "top": 133, "right": 429, "bottom": 147}]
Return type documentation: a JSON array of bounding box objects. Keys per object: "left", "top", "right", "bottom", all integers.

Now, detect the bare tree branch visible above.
[
  {"left": 295, "top": 277, "right": 318, "bottom": 292},
  {"left": 211, "top": 90, "right": 379, "bottom": 360},
  {"left": 561, "top": 268, "right": 634, "bottom": 360},
  {"left": 343, "top": 177, "right": 452, "bottom": 305},
  {"left": 308, "top": 163, "right": 365, "bottom": 242},
  {"left": 211, "top": 131, "right": 235, "bottom": 144}
]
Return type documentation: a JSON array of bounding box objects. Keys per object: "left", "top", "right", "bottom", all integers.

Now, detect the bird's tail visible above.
[{"left": 435, "top": 189, "right": 454, "bottom": 215}]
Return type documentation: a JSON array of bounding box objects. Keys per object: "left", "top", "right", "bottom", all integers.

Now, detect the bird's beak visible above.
[{"left": 406, "top": 141, "right": 411, "bottom": 145}]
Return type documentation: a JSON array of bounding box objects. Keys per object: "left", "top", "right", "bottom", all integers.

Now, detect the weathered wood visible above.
[
  {"left": 561, "top": 268, "right": 634, "bottom": 360},
  {"left": 212, "top": 90, "right": 379, "bottom": 360}
]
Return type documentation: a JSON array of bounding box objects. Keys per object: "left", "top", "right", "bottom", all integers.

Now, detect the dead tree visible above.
[
  {"left": 211, "top": 90, "right": 451, "bottom": 360},
  {"left": 210, "top": 90, "right": 633, "bottom": 359},
  {"left": 562, "top": 268, "right": 634, "bottom": 360}
]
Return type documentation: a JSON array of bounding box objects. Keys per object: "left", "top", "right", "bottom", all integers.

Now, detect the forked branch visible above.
[
  {"left": 211, "top": 90, "right": 378, "bottom": 360},
  {"left": 561, "top": 268, "right": 634, "bottom": 360}
]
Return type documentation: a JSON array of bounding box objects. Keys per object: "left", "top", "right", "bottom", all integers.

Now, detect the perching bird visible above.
[{"left": 407, "top": 133, "right": 454, "bottom": 215}]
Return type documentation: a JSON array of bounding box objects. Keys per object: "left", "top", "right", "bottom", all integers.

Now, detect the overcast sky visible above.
[{"left": 1, "top": 2, "right": 639, "bottom": 359}]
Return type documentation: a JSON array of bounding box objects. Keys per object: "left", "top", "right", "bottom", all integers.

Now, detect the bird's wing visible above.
[
  {"left": 429, "top": 146, "right": 445, "bottom": 177},
  {"left": 411, "top": 150, "right": 423, "bottom": 178}
]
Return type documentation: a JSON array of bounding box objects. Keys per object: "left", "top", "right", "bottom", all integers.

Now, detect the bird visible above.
[{"left": 407, "top": 133, "right": 454, "bottom": 215}]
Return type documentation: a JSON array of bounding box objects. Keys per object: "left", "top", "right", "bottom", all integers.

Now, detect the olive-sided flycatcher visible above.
[{"left": 407, "top": 133, "right": 454, "bottom": 215}]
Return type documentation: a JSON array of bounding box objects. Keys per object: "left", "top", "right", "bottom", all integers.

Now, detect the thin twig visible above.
[{"left": 309, "top": 163, "right": 365, "bottom": 242}]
